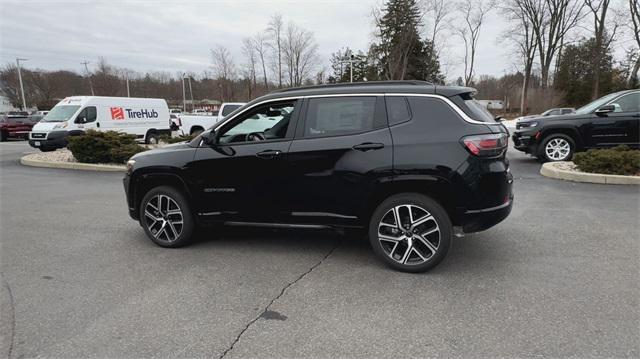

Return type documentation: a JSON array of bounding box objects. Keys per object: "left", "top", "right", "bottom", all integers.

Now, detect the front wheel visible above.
[
  {"left": 139, "top": 186, "right": 195, "bottom": 248},
  {"left": 538, "top": 134, "right": 575, "bottom": 162},
  {"left": 369, "top": 193, "right": 452, "bottom": 273},
  {"left": 145, "top": 132, "right": 159, "bottom": 145}
]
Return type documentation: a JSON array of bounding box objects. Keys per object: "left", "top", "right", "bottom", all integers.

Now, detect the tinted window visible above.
[
  {"left": 611, "top": 93, "right": 640, "bottom": 112},
  {"left": 463, "top": 99, "right": 495, "bottom": 122},
  {"left": 386, "top": 96, "right": 411, "bottom": 125},
  {"left": 304, "top": 97, "right": 377, "bottom": 137},
  {"left": 561, "top": 109, "right": 573, "bottom": 114}
]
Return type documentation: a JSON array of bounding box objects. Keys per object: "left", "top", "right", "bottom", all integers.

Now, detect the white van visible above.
[{"left": 29, "top": 96, "right": 171, "bottom": 152}]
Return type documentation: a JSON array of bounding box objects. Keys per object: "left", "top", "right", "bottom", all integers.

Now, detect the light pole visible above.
[
  {"left": 186, "top": 76, "right": 194, "bottom": 112},
  {"left": 126, "top": 74, "right": 130, "bottom": 97},
  {"left": 16, "top": 58, "right": 27, "bottom": 110},
  {"left": 339, "top": 54, "right": 355, "bottom": 83},
  {"left": 181, "top": 73, "right": 186, "bottom": 112}
]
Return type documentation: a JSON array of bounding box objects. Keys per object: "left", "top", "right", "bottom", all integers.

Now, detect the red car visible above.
[{"left": 0, "top": 113, "right": 40, "bottom": 141}]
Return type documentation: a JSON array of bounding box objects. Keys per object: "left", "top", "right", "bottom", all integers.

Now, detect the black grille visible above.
[{"left": 31, "top": 133, "right": 46, "bottom": 139}]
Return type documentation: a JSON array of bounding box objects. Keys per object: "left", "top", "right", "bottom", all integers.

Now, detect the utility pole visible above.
[
  {"left": 181, "top": 73, "right": 186, "bottom": 112},
  {"left": 15, "top": 58, "right": 27, "bottom": 110},
  {"left": 81, "top": 61, "right": 95, "bottom": 95},
  {"left": 187, "top": 76, "right": 194, "bottom": 112},
  {"left": 126, "top": 74, "right": 130, "bottom": 97}
]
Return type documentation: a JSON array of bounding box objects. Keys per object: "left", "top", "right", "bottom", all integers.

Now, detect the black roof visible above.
[{"left": 258, "top": 81, "right": 475, "bottom": 102}]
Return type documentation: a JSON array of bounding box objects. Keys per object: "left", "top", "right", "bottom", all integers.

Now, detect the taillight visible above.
[{"left": 462, "top": 133, "right": 508, "bottom": 157}]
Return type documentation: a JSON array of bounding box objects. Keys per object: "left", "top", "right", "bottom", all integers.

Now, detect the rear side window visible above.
[
  {"left": 459, "top": 92, "right": 495, "bottom": 122},
  {"left": 304, "top": 97, "right": 377, "bottom": 138},
  {"left": 385, "top": 96, "right": 411, "bottom": 125},
  {"left": 407, "top": 97, "right": 464, "bottom": 126}
]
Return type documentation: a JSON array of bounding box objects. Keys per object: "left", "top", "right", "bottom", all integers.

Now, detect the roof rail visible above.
[{"left": 274, "top": 80, "right": 434, "bottom": 93}]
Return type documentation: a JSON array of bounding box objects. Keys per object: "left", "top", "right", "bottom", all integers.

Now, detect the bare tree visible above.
[
  {"left": 241, "top": 37, "right": 257, "bottom": 98},
  {"left": 503, "top": 0, "right": 538, "bottom": 114},
  {"left": 211, "top": 45, "right": 236, "bottom": 101},
  {"left": 422, "top": 0, "right": 453, "bottom": 50},
  {"left": 521, "top": 0, "right": 584, "bottom": 88},
  {"left": 267, "top": 13, "right": 284, "bottom": 88},
  {"left": 253, "top": 33, "right": 270, "bottom": 91},
  {"left": 584, "top": 0, "right": 620, "bottom": 98},
  {"left": 456, "top": 0, "right": 493, "bottom": 86},
  {"left": 282, "top": 22, "right": 319, "bottom": 87},
  {"left": 627, "top": 0, "right": 640, "bottom": 85}
]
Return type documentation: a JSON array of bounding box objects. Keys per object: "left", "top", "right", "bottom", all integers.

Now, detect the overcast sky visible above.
[{"left": 0, "top": 0, "right": 614, "bottom": 82}]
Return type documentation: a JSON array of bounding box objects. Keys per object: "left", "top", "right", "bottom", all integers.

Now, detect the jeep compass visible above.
[{"left": 123, "top": 81, "right": 513, "bottom": 272}]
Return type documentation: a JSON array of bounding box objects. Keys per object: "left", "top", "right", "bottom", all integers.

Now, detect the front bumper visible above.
[
  {"left": 511, "top": 129, "right": 538, "bottom": 154},
  {"left": 28, "top": 131, "right": 69, "bottom": 149},
  {"left": 123, "top": 175, "right": 139, "bottom": 221}
]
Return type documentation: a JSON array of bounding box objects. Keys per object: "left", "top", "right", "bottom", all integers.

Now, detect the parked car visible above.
[
  {"left": 32, "top": 110, "right": 49, "bottom": 116},
  {"left": 0, "top": 113, "right": 38, "bottom": 141},
  {"left": 123, "top": 81, "right": 513, "bottom": 272},
  {"left": 177, "top": 102, "right": 246, "bottom": 136},
  {"left": 513, "top": 107, "right": 575, "bottom": 122},
  {"left": 170, "top": 108, "right": 182, "bottom": 115},
  {"left": 512, "top": 89, "right": 640, "bottom": 162},
  {"left": 29, "top": 96, "right": 171, "bottom": 152}
]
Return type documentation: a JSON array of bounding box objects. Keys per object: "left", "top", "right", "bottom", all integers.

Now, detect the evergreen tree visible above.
[{"left": 370, "top": 0, "right": 444, "bottom": 83}]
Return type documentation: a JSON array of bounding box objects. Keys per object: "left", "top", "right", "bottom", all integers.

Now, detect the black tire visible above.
[
  {"left": 145, "top": 131, "right": 159, "bottom": 145},
  {"left": 139, "top": 186, "right": 195, "bottom": 248},
  {"left": 39, "top": 147, "right": 55, "bottom": 152},
  {"left": 190, "top": 127, "right": 204, "bottom": 136},
  {"left": 537, "top": 133, "right": 575, "bottom": 163},
  {"left": 368, "top": 193, "right": 452, "bottom": 273},
  {"left": 0, "top": 131, "right": 6, "bottom": 142}
]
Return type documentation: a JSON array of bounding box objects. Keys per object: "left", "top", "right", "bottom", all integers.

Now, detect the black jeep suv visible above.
[
  {"left": 512, "top": 89, "right": 640, "bottom": 162},
  {"left": 123, "top": 81, "right": 513, "bottom": 272}
]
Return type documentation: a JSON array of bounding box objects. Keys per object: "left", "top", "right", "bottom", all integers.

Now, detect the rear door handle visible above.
[
  {"left": 256, "top": 149, "right": 281, "bottom": 159},
  {"left": 353, "top": 142, "right": 384, "bottom": 151}
]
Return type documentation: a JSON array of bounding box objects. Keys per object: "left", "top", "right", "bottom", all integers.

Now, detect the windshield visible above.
[
  {"left": 575, "top": 92, "right": 621, "bottom": 115},
  {"left": 42, "top": 105, "right": 80, "bottom": 122}
]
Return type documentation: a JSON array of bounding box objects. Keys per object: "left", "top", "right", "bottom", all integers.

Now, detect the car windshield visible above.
[
  {"left": 575, "top": 92, "right": 621, "bottom": 115},
  {"left": 42, "top": 105, "right": 80, "bottom": 122}
]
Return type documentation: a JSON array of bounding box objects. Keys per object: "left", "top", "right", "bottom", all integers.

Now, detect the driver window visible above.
[
  {"left": 218, "top": 101, "right": 296, "bottom": 144},
  {"left": 610, "top": 93, "right": 640, "bottom": 113},
  {"left": 75, "top": 106, "right": 97, "bottom": 123}
]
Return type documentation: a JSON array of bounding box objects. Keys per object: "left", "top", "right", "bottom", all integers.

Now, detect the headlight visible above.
[
  {"left": 53, "top": 122, "right": 68, "bottom": 129},
  {"left": 126, "top": 159, "right": 135, "bottom": 175},
  {"left": 518, "top": 121, "right": 538, "bottom": 128}
]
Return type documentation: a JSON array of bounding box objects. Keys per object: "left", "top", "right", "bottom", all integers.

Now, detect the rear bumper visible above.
[{"left": 460, "top": 195, "right": 513, "bottom": 233}]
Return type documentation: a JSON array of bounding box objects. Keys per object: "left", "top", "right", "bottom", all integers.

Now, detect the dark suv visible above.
[
  {"left": 512, "top": 89, "right": 640, "bottom": 162},
  {"left": 123, "top": 81, "right": 513, "bottom": 272}
]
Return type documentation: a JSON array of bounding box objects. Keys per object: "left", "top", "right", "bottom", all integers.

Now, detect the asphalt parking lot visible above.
[{"left": 1, "top": 140, "right": 638, "bottom": 358}]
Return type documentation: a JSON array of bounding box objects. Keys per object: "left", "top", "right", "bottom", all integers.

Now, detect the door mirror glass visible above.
[
  {"left": 595, "top": 104, "right": 615, "bottom": 115},
  {"left": 201, "top": 130, "right": 217, "bottom": 146},
  {"left": 75, "top": 113, "right": 86, "bottom": 124}
]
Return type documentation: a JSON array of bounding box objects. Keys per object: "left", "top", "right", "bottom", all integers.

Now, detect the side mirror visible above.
[
  {"left": 595, "top": 105, "right": 615, "bottom": 116},
  {"left": 201, "top": 130, "right": 217, "bottom": 146},
  {"left": 75, "top": 116, "right": 86, "bottom": 124}
]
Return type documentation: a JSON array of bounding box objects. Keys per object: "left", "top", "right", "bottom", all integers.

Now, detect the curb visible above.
[
  {"left": 20, "top": 154, "right": 126, "bottom": 172},
  {"left": 540, "top": 161, "right": 640, "bottom": 185}
]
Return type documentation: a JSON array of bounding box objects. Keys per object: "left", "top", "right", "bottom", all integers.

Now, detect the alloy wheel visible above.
[
  {"left": 144, "top": 194, "right": 184, "bottom": 242},
  {"left": 545, "top": 138, "right": 571, "bottom": 161},
  {"left": 377, "top": 204, "right": 441, "bottom": 265}
]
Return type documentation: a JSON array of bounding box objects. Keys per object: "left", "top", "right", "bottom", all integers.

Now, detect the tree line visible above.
[{"left": 1, "top": 0, "right": 638, "bottom": 114}]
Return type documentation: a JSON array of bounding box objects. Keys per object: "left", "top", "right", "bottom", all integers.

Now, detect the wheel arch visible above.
[
  {"left": 364, "top": 176, "right": 458, "bottom": 226},
  {"left": 539, "top": 126, "right": 583, "bottom": 150},
  {"left": 131, "top": 170, "right": 193, "bottom": 218}
]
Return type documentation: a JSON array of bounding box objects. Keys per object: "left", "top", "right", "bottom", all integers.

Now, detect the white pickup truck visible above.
[{"left": 176, "top": 102, "right": 245, "bottom": 135}]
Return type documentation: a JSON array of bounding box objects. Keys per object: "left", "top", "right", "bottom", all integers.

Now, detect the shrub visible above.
[
  {"left": 159, "top": 134, "right": 194, "bottom": 144},
  {"left": 573, "top": 145, "right": 640, "bottom": 176},
  {"left": 67, "top": 130, "right": 147, "bottom": 164}
]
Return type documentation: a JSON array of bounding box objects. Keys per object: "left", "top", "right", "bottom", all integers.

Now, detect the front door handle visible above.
[
  {"left": 353, "top": 142, "right": 384, "bottom": 151},
  {"left": 256, "top": 149, "right": 281, "bottom": 159},
  {"left": 96, "top": 122, "right": 100, "bottom": 128}
]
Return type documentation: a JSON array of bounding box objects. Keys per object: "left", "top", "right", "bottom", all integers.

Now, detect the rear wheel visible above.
[
  {"left": 145, "top": 131, "right": 159, "bottom": 145},
  {"left": 139, "top": 186, "right": 195, "bottom": 248},
  {"left": 368, "top": 193, "right": 452, "bottom": 273},
  {"left": 538, "top": 134, "right": 575, "bottom": 162}
]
